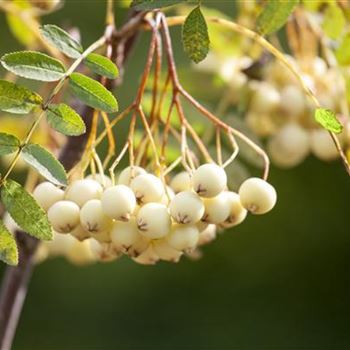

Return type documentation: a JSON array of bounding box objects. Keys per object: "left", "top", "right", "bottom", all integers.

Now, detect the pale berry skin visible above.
[
  {"left": 196, "top": 220, "right": 209, "bottom": 233},
  {"left": 127, "top": 235, "right": 150, "bottom": 258},
  {"left": 89, "top": 230, "right": 112, "bottom": 244},
  {"left": 86, "top": 174, "right": 113, "bottom": 188},
  {"left": 110, "top": 217, "right": 139, "bottom": 253},
  {"left": 192, "top": 163, "right": 227, "bottom": 198},
  {"left": 136, "top": 203, "right": 171, "bottom": 239},
  {"left": 65, "top": 239, "right": 96, "bottom": 266},
  {"left": 166, "top": 224, "right": 199, "bottom": 252},
  {"left": 239, "top": 178, "right": 277, "bottom": 215},
  {"left": 118, "top": 166, "right": 147, "bottom": 186},
  {"left": 130, "top": 173, "right": 164, "bottom": 204},
  {"left": 169, "top": 191, "right": 205, "bottom": 225},
  {"left": 280, "top": 85, "right": 306, "bottom": 117},
  {"left": 70, "top": 224, "right": 90, "bottom": 242},
  {"left": 310, "top": 129, "right": 339, "bottom": 161},
  {"left": 48, "top": 200, "right": 80, "bottom": 233},
  {"left": 170, "top": 171, "right": 192, "bottom": 193},
  {"left": 152, "top": 239, "right": 183, "bottom": 262},
  {"left": 250, "top": 82, "right": 281, "bottom": 113},
  {"left": 133, "top": 245, "right": 159, "bottom": 265},
  {"left": 160, "top": 186, "right": 175, "bottom": 206},
  {"left": 268, "top": 123, "right": 310, "bottom": 168},
  {"left": 80, "top": 199, "right": 112, "bottom": 234},
  {"left": 89, "top": 239, "right": 121, "bottom": 262},
  {"left": 223, "top": 191, "right": 248, "bottom": 227},
  {"left": 46, "top": 232, "right": 75, "bottom": 256},
  {"left": 33, "top": 182, "right": 65, "bottom": 212},
  {"left": 202, "top": 192, "right": 231, "bottom": 224},
  {"left": 198, "top": 224, "right": 217, "bottom": 246},
  {"left": 101, "top": 185, "right": 136, "bottom": 221},
  {"left": 65, "top": 179, "right": 103, "bottom": 207}
]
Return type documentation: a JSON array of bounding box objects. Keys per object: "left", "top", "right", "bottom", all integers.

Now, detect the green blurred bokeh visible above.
[{"left": 1, "top": 1, "right": 350, "bottom": 349}]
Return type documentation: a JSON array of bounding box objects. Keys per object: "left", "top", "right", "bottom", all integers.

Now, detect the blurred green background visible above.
[{"left": 1, "top": 1, "right": 350, "bottom": 349}]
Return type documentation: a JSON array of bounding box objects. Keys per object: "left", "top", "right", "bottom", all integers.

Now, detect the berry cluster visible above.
[{"left": 31, "top": 163, "right": 277, "bottom": 265}]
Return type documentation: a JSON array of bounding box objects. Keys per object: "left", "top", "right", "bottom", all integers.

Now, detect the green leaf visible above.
[
  {"left": 322, "top": 4, "right": 345, "bottom": 40},
  {"left": 69, "top": 73, "right": 118, "bottom": 113},
  {"left": 314, "top": 108, "right": 343, "bottom": 134},
  {"left": 0, "top": 80, "right": 43, "bottom": 114},
  {"left": 257, "top": 0, "right": 299, "bottom": 35},
  {"left": 40, "top": 24, "right": 83, "bottom": 59},
  {"left": 336, "top": 33, "right": 350, "bottom": 65},
  {"left": 182, "top": 6, "right": 210, "bottom": 64},
  {"left": 6, "top": 14, "right": 36, "bottom": 47},
  {"left": 22, "top": 144, "right": 68, "bottom": 186},
  {"left": 0, "top": 219, "right": 18, "bottom": 266},
  {"left": 0, "top": 133, "right": 20, "bottom": 156},
  {"left": 47, "top": 103, "right": 86, "bottom": 136},
  {"left": 131, "top": 0, "right": 185, "bottom": 10},
  {"left": 1, "top": 180, "right": 53, "bottom": 241},
  {"left": 1, "top": 51, "right": 66, "bottom": 82},
  {"left": 84, "top": 53, "right": 119, "bottom": 79}
]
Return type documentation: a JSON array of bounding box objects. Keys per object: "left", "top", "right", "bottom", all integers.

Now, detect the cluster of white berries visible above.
[
  {"left": 31, "top": 163, "right": 277, "bottom": 265},
  {"left": 246, "top": 56, "right": 346, "bottom": 168}
]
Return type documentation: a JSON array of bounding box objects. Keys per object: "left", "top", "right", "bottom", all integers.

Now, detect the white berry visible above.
[
  {"left": 159, "top": 186, "right": 175, "bottom": 205},
  {"left": 86, "top": 174, "right": 113, "bottom": 188},
  {"left": 70, "top": 224, "right": 90, "bottom": 242},
  {"left": 310, "top": 129, "right": 339, "bottom": 161},
  {"left": 169, "top": 191, "right": 205, "bottom": 224},
  {"left": 130, "top": 173, "right": 164, "bottom": 204},
  {"left": 239, "top": 177, "right": 277, "bottom": 215},
  {"left": 280, "top": 85, "right": 306, "bottom": 117},
  {"left": 170, "top": 171, "right": 192, "bottom": 193},
  {"left": 133, "top": 245, "right": 159, "bottom": 265},
  {"left": 101, "top": 185, "right": 136, "bottom": 221},
  {"left": 224, "top": 191, "right": 248, "bottom": 226},
  {"left": 89, "top": 239, "right": 121, "bottom": 262},
  {"left": 65, "top": 179, "right": 103, "bottom": 207},
  {"left": 250, "top": 82, "right": 280, "bottom": 113},
  {"left": 110, "top": 217, "right": 139, "bottom": 253},
  {"left": 202, "top": 192, "right": 231, "bottom": 224},
  {"left": 192, "top": 163, "right": 227, "bottom": 197},
  {"left": 80, "top": 199, "right": 112, "bottom": 234},
  {"left": 152, "top": 239, "right": 183, "bottom": 262},
  {"left": 33, "top": 182, "right": 65, "bottom": 212},
  {"left": 166, "top": 224, "right": 199, "bottom": 251},
  {"left": 198, "top": 224, "right": 217, "bottom": 246},
  {"left": 136, "top": 203, "right": 171, "bottom": 239},
  {"left": 118, "top": 166, "right": 147, "bottom": 185},
  {"left": 127, "top": 235, "right": 151, "bottom": 258},
  {"left": 65, "top": 239, "right": 96, "bottom": 265},
  {"left": 48, "top": 200, "right": 80, "bottom": 233}
]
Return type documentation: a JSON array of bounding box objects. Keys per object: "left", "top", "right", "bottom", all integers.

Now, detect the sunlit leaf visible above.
[
  {"left": 0, "top": 133, "right": 20, "bottom": 156},
  {"left": 322, "top": 4, "right": 345, "bottom": 40},
  {"left": 336, "top": 33, "right": 350, "bottom": 65},
  {"left": 40, "top": 24, "right": 83, "bottom": 59},
  {"left": 69, "top": 72, "right": 118, "bottom": 113},
  {"left": 131, "top": 0, "right": 185, "bottom": 10},
  {"left": 1, "top": 51, "right": 66, "bottom": 81},
  {"left": 0, "top": 219, "right": 18, "bottom": 266},
  {"left": 47, "top": 103, "right": 86, "bottom": 136},
  {"left": 182, "top": 6, "right": 210, "bottom": 63},
  {"left": 84, "top": 53, "right": 119, "bottom": 79},
  {"left": 257, "top": 0, "right": 299, "bottom": 35},
  {"left": 6, "top": 14, "right": 36, "bottom": 47},
  {"left": 22, "top": 144, "right": 68, "bottom": 186},
  {"left": 0, "top": 80, "right": 43, "bottom": 114},
  {"left": 1, "top": 179, "right": 53, "bottom": 240},
  {"left": 314, "top": 108, "right": 343, "bottom": 134}
]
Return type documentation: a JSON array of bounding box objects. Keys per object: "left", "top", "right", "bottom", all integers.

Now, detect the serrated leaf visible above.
[
  {"left": 131, "top": 0, "right": 185, "bottom": 10},
  {"left": 40, "top": 24, "right": 83, "bottom": 59},
  {"left": 257, "top": 0, "right": 299, "bottom": 35},
  {"left": 0, "top": 80, "right": 43, "bottom": 114},
  {"left": 1, "top": 180, "right": 53, "bottom": 241},
  {"left": 69, "top": 73, "right": 118, "bottom": 113},
  {"left": 314, "top": 108, "right": 343, "bottom": 134},
  {"left": 336, "top": 33, "right": 350, "bottom": 65},
  {"left": 1, "top": 51, "right": 66, "bottom": 82},
  {"left": 0, "top": 219, "right": 18, "bottom": 266},
  {"left": 182, "top": 6, "right": 210, "bottom": 64},
  {"left": 84, "top": 53, "right": 119, "bottom": 79},
  {"left": 0, "top": 133, "right": 20, "bottom": 156},
  {"left": 22, "top": 144, "right": 68, "bottom": 186},
  {"left": 47, "top": 103, "right": 86, "bottom": 136},
  {"left": 322, "top": 4, "right": 345, "bottom": 40}
]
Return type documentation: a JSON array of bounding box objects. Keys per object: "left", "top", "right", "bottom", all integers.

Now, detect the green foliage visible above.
[
  {"left": 1, "top": 180, "right": 53, "bottom": 241},
  {"left": 1, "top": 51, "right": 66, "bottom": 82},
  {"left": 0, "top": 80, "right": 42, "bottom": 114},
  {"left": 336, "top": 33, "right": 350, "bottom": 65},
  {"left": 314, "top": 108, "right": 343, "bottom": 134},
  {"left": 40, "top": 24, "right": 83, "bottom": 59},
  {"left": 182, "top": 6, "right": 210, "bottom": 63},
  {"left": 131, "top": 0, "right": 185, "bottom": 10},
  {"left": 322, "top": 4, "right": 345, "bottom": 40},
  {"left": 47, "top": 103, "right": 86, "bottom": 136},
  {"left": 0, "top": 133, "right": 20, "bottom": 156},
  {"left": 84, "top": 53, "right": 119, "bottom": 79},
  {"left": 21, "top": 144, "right": 68, "bottom": 186},
  {"left": 0, "top": 219, "right": 18, "bottom": 266},
  {"left": 69, "top": 72, "right": 118, "bottom": 113},
  {"left": 6, "top": 14, "right": 36, "bottom": 47},
  {"left": 257, "top": 0, "right": 299, "bottom": 35}
]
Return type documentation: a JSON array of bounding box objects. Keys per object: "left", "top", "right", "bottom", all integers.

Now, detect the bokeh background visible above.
[{"left": 1, "top": 1, "right": 350, "bottom": 349}]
